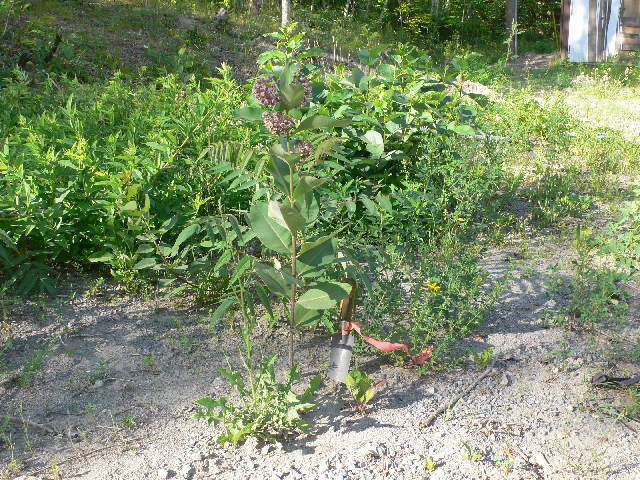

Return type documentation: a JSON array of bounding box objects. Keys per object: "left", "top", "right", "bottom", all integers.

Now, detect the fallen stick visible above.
[
  {"left": 2, "top": 415, "right": 58, "bottom": 435},
  {"left": 420, "top": 367, "right": 498, "bottom": 428}
]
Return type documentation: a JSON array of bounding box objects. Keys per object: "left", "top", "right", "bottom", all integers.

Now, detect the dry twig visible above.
[{"left": 420, "top": 367, "right": 498, "bottom": 428}]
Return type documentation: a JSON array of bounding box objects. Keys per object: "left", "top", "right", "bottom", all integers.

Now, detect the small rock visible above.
[
  {"left": 157, "top": 469, "right": 174, "bottom": 479},
  {"left": 500, "top": 373, "right": 511, "bottom": 387},
  {"left": 189, "top": 451, "right": 204, "bottom": 462},
  {"left": 260, "top": 444, "right": 272, "bottom": 455},
  {"left": 178, "top": 464, "right": 195, "bottom": 479},
  {"left": 357, "top": 442, "right": 387, "bottom": 458},
  {"left": 94, "top": 380, "right": 105, "bottom": 388},
  {"left": 424, "top": 386, "right": 436, "bottom": 396},
  {"left": 567, "top": 357, "right": 584, "bottom": 369},
  {"left": 241, "top": 436, "right": 259, "bottom": 453}
]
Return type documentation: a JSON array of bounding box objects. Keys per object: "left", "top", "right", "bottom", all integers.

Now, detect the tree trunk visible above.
[
  {"left": 281, "top": 0, "right": 290, "bottom": 26},
  {"left": 505, "top": 0, "right": 518, "bottom": 55},
  {"left": 431, "top": 0, "right": 439, "bottom": 14},
  {"left": 251, "top": 0, "right": 263, "bottom": 12},
  {"left": 560, "top": 0, "right": 571, "bottom": 58},
  {"left": 343, "top": 0, "right": 355, "bottom": 17}
]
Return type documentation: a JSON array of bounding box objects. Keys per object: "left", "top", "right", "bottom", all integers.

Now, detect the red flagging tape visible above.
[{"left": 341, "top": 321, "right": 434, "bottom": 366}]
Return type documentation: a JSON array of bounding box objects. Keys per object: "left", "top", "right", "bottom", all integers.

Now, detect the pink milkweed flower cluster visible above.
[
  {"left": 253, "top": 75, "right": 279, "bottom": 108},
  {"left": 296, "top": 75, "right": 312, "bottom": 103},
  {"left": 263, "top": 112, "right": 297, "bottom": 135},
  {"left": 296, "top": 140, "right": 313, "bottom": 162}
]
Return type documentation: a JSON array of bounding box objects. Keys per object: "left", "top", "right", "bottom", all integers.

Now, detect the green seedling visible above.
[
  {"left": 471, "top": 346, "right": 494, "bottom": 368},
  {"left": 461, "top": 441, "right": 483, "bottom": 462},
  {"left": 344, "top": 369, "right": 382, "bottom": 413}
]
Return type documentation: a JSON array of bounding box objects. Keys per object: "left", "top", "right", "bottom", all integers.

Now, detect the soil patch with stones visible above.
[{"left": 1, "top": 232, "right": 639, "bottom": 480}]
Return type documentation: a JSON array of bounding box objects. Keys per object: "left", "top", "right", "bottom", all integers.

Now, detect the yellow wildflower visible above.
[{"left": 427, "top": 282, "right": 441, "bottom": 292}]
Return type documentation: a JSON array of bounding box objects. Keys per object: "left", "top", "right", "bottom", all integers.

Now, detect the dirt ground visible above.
[{"left": 1, "top": 225, "right": 638, "bottom": 480}]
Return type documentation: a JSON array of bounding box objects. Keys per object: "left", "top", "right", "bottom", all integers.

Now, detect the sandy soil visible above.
[{"left": 1, "top": 229, "right": 638, "bottom": 480}]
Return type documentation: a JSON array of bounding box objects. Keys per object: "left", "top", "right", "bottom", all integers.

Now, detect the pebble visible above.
[
  {"left": 261, "top": 444, "right": 272, "bottom": 455},
  {"left": 178, "top": 464, "right": 195, "bottom": 479},
  {"left": 157, "top": 469, "right": 173, "bottom": 479},
  {"left": 500, "top": 373, "right": 511, "bottom": 386},
  {"left": 94, "top": 379, "right": 105, "bottom": 388},
  {"left": 190, "top": 451, "right": 204, "bottom": 462},
  {"left": 424, "top": 386, "right": 437, "bottom": 395},
  {"left": 357, "top": 442, "right": 387, "bottom": 458}
]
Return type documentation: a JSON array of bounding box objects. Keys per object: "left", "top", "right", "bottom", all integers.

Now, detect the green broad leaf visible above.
[
  {"left": 357, "top": 48, "right": 381, "bottom": 66},
  {"left": 120, "top": 200, "right": 138, "bottom": 212},
  {"left": 296, "top": 189, "right": 319, "bottom": 224},
  {"left": 297, "top": 235, "right": 337, "bottom": 277},
  {"left": 146, "top": 141, "right": 171, "bottom": 154},
  {"left": 229, "top": 255, "right": 252, "bottom": 285},
  {"left": 298, "top": 48, "right": 325, "bottom": 59},
  {"left": 136, "top": 244, "right": 155, "bottom": 254},
  {"left": 257, "top": 50, "right": 287, "bottom": 65},
  {"left": 377, "top": 195, "right": 393, "bottom": 213},
  {"left": 448, "top": 123, "right": 476, "bottom": 135},
  {"left": 385, "top": 120, "right": 401, "bottom": 134},
  {"left": 255, "top": 283, "right": 276, "bottom": 321},
  {"left": 279, "top": 84, "right": 305, "bottom": 110},
  {"left": 247, "top": 203, "right": 291, "bottom": 254},
  {"left": 196, "top": 396, "right": 227, "bottom": 409},
  {"left": 419, "top": 111, "right": 434, "bottom": 123},
  {"left": 278, "top": 63, "right": 297, "bottom": 90},
  {"left": 267, "top": 154, "right": 292, "bottom": 194},
  {"left": 342, "top": 67, "right": 365, "bottom": 88},
  {"left": 88, "top": 252, "right": 113, "bottom": 263},
  {"left": 293, "top": 176, "right": 328, "bottom": 201},
  {"left": 301, "top": 375, "right": 322, "bottom": 401},
  {"left": 297, "top": 115, "right": 351, "bottom": 132},
  {"left": 294, "top": 303, "right": 323, "bottom": 326},
  {"left": 0, "top": 229, "right": 18, "bottom": 251},
  {"left": 364, "top": 387, "right": 375, "bottom": 404},
  {"left": 362, "top": 130, "right": 384, "bottom": 157},
  {"left": 361, "top": 197, "right": 379, "bottom": 218},
  {"left": 209, "top": 297, "right": 236, "bottom": 325},
  {"left": 173, "top": 224, "right": 201, "bottom": 251},
  {"left": 233, "top": 106, "right": 263, "bottom": 122},
  {"left": 270, "top": 142, "right": 300, "bottom": 165},
  {"left": 297, "top": 281, "right": 352, "bottom": 310},
  {"left": 133, "top": 257, "right": 157, "bottom": 270},
  {"left": 377, "top": 63, "right": 396, "bottom": 80},
  {"left": 268, "top": 200, "right": 307, "bottom": 232},
  {"left": 255, "top": 262, "right": 290, "bottom": 297}
]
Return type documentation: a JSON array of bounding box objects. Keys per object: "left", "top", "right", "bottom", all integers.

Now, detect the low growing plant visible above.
[
  {"left": 471, "top": 346, "right": 493, "bottom": 368},
  {"left": 344, "top": 368, "right": 381, "bottom": 413},
  {"left": 195, "top": 312, "right": 321, "bottom": 445}
]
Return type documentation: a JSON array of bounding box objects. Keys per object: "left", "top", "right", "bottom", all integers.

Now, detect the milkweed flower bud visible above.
[
  {"left": 253, "top": 75, "right": 279, "bottom": 108},
  {"left": 263, "top": 112, "right": 296, "bottom": 135}
]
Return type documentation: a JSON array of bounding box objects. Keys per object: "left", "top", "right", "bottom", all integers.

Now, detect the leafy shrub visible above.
[
  {"left": 546, "top": 228, "right": 631, "bottom": 330},
  {"left": 356, "top": 248, "right": 501, "bottom": 369},
  {"left": 0, "top": 67, "right": 259, "bottom": 293}
]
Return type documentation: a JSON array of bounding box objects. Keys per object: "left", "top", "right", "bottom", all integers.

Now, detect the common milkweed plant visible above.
[{"left": 236, "top": 26, "right": 353, "bottom": 367}]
